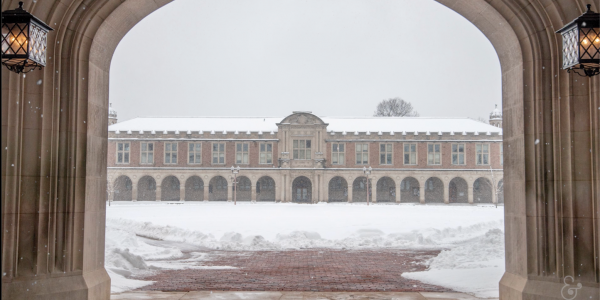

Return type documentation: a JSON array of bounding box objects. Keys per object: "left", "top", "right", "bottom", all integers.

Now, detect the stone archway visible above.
[
  {"left": 400, "top": 177, "right": 420, "bottom": 203},
  {"left": 292, "top": 176, "right": 312, "bottom": 203},
  {"left": 256, "top": 176, "right": 276, "bottom": 201},
  {"left": 209, "top": 176, "right": 228, "bottom": 201},
  {"left": 235, "top": 176, "right": 251, "bottom": 201},
  {"left": 352, "top": 176, "right": 372, "bottom": 202},
  {"left": 376, "top": 177, "right": 396, "bottom": 202},
  {"left": 161, "top": 176, "right": 180, "bottom": 201},
  {"left": 113, "top": 175, "right": 133, "bottom": 201},
  {"left": 449, "top": 177, "right": 468, "bottom": 203},
  {"left": 137, "top": 176, "right": 157, "bottom": 201},
  {"left": 424, "top": 177, "right": 444, "bottom": 203},
  {"left": 473, "top": 177, "right": 493, "bottom": 204},
  {"left": 2, "top": 1, "right": 598, "bottom": 299},
  {"left": 185, "top": 176, "right": 204, "bottom": 201},
  {"left": 328, "top": 176, "right": 348, "bottom": 202}
]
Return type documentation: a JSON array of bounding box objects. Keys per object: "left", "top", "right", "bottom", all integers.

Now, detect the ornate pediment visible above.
[{"left": 279, "top": 111, "right": 327, "bottom": 126}]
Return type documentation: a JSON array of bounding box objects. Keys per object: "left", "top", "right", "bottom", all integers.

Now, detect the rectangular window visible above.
[
  {"left": 140, "top": 142, "right": 154, "bottom": 164},
  {"left": 164, "top": 142, "right": 178, "bottom": 164},
  {"left": 236, "top": 143, "right": 249, "bottom": 164},
  {"left": 379, "top": 143, "right": 393, "bottom": 165},
  {"left": 212, "top": 142, "right": 226, "bottom": 164},
  {"left": 331, "top": 143, "right": 345, "bottom": 165},
  {"left": 427, "top": 144, "right": 441, "bottom": 165},
  {"left": 188, "top": 142, "right": 202, "bottom": 164},
  {"left": 260, "top": 143, "right": 273, "bottom": 164},
  {"left": 476, "top": 143, "right": 490, "bottom": 165},
  {"left": 403, "top": 143, "right": 417, "bottom": 165},
  {"left": 293, "top": 140, "right": 311, "bottom": 160},
  {"left": 451, "top": 143, "right": 465, "bottom": 165},
  {"left": 500, "top": 143, "right": 503, "bottom": 165},
  {"left": 116, "top": 142, "right": 130, "bottom": 164},
  {"left": 355, "top": 143, "right": 369, "bottom": 165}
]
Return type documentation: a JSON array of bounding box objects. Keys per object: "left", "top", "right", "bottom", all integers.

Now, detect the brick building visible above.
[{"left": 107, "top": 110, "right": 503, "bottom": 204}]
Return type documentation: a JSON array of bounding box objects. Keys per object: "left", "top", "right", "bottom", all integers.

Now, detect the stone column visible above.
[
  {"left": 156, "top": 186, "right": 162, "bottom": 201},
  {"left": 179, "top": 185, "right": 185, "bottom": 201},
  {"left": 251, "top": 183, "right": 256, "bottom": 202},
  {"left": 396, "top": 182, "right": 401, "bottom": 203},
  {"left": 443, "top": 182, "right": 449, "bottom": 204},
  {"left": 419, "top": 186, "right": 425, "bottom": 204},
  {"left": 204, "top": 184, "right": 209, "bottom": 201},
  {"left": 131, "top": 184, "right": 138, "bottom": 202},
  {"left": 371, "top": 178, "right": 377, "bottom": 203},
  {"left": 227, "top": 182, "right": 233, "bottom": 202},
  {"left": 347, "top": 184, "right": 353, "bottom": 202},
  {"left": 467, "top": 186, "right": 473, "bottom": 204}
]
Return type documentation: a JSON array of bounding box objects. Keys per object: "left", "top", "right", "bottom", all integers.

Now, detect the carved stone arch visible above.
[
  {"left": 3, "top": 0, "right": 597, "bottom": 299},
  {"left": 328, "top": 176, "right": 348, "bottom": 202},
  {"left": 399, "top": 176, "right": 420, "bottom": 203},
  {"left": 256, "top": 175, "right": 276, "bottom": 201},
  {"left": 376, "top": 176, "right": 396, "bottom": 202}
]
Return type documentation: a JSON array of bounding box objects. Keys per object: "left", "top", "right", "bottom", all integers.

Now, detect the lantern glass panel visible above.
[
  {"left": 28, "top": 22, "right": 48, "bottom": 65},
  {"left": 561, "top": 26, "right": 579, "bottom": 69},
  {"left": 1, "top": 23, "right": 29, "bottom": 56},
  {"left": 580, "top": 27, "right": 600, "bottom": 63}
]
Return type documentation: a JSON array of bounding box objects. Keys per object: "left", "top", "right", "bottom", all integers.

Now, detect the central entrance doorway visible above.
[{"left": 292, "top": 176, "right": 312, "bottom": 203}]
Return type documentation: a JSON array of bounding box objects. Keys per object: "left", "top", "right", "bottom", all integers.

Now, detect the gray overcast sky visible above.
[{"left": 109, "top": 0, "right": 501, "bottom": 122}]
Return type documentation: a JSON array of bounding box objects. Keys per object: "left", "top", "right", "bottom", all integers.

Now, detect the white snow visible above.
[
  {"left": 108, "top": 116, "right": 502, "bottom": 134},
  {"left": 105, "top": 202, "right": 505, "bottom": 297}
]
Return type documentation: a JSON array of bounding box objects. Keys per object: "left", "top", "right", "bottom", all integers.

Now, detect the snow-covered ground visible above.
[{"left": 105, "top": 202, "right": 505, "bottom": 298}]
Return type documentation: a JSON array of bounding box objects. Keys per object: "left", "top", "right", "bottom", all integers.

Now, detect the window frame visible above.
[
  {"left": 188, "top": 142, "right": 202, "bottom": 164},
  {"left": 403, "top": 143, "right": 417, "bottom": 165},
  {"left": 259, "top": 142, "right": 273, "bottom": 164},
  {"left": 427, "top": 143, "right": 442, "bottom": 165},
  {"left": 379, "top": 143, "right": 393, "bottom": 165},
  {"left": 476, "top": 143, "right": 490, "bottom": 165},
  {"left": 116, "top": 142, "right": 130, "bottom": 164},
  {"left": 451, "top": 143, "right": 466, "bottom": 165},
  {"left": 331, "top": 143, "right": 345, "bottom": 165},
  {"left": 140, "top": 142, "right": 154, "bottom": 164},
  {"left": 235, "top": 142, "right": 250, "bottom": 165},
  {"left": 212, "top": 142, "right": 226, "bottom": 165},
  {"left": 293, "top": 139, "right": 312, "bottom": 160},
  {"left": 164, "top": 142, "right": 178, "bottom": 164},
  {"left": 355, "top": 143, "right": 369, "bottom": 165}
]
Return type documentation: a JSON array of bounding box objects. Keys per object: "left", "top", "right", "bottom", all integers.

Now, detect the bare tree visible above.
[{"left": 373, "top": 97, "right": 419, "bottom": 117}]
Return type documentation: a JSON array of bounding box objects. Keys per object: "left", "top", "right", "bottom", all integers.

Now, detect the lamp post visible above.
[
  {"left": 1, "top": 1, "right": 54, "bottom": 74},
  {"left": 556, "top": 4, "right": 599, "bottom": 77},
  {"left": 363, "top": 166, "right": 372, "bottom": 206},
  {"left": 231, "top": 166, "right": 240, "bottom": 205}
]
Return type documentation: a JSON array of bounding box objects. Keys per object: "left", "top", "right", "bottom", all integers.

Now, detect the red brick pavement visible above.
[{"left": 135, "top": 249, "right": 454, "bottom": 293}]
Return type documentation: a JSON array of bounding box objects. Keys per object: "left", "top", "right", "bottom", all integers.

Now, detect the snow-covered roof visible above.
[
  {"left": 321, "top": 117, "right": 502, "bottom": 133},
  {"left": 109, "top": 117, "right": 280, "bottom": 132},
  {"left": 108, "top": 116, "right": 502, "bottom": 133}
]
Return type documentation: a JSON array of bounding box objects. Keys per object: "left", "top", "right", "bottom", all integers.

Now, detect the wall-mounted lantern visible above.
[
  {"left": 1, "top": 2, "right": 53, "bottom": 74},
  {"left": 556, "top": 4, "right": 599, "bottom": 77}
]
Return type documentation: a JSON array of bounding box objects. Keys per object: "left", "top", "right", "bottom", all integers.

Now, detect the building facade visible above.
[{"left": 107, "top": 110, "right": 504, "bottom": 204}]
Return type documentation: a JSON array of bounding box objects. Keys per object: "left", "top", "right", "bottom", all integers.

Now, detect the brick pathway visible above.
[{"left": 135, "top": 249, "right": 454, "bottom": 293}]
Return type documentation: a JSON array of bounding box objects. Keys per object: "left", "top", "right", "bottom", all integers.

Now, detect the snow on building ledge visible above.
[{"left": 108, "top": 115, "right": 504, "bottom": 135}]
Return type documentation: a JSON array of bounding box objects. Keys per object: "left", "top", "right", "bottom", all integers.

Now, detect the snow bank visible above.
[
  {"left": 107, "top": 217, "right": 502, "bottom": 251},
  {"left": 402, "top": 228, "right": 505, "bottom": 298},
  {"left": 105, "top": 203, "right": 505, "bottom": 295}
]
